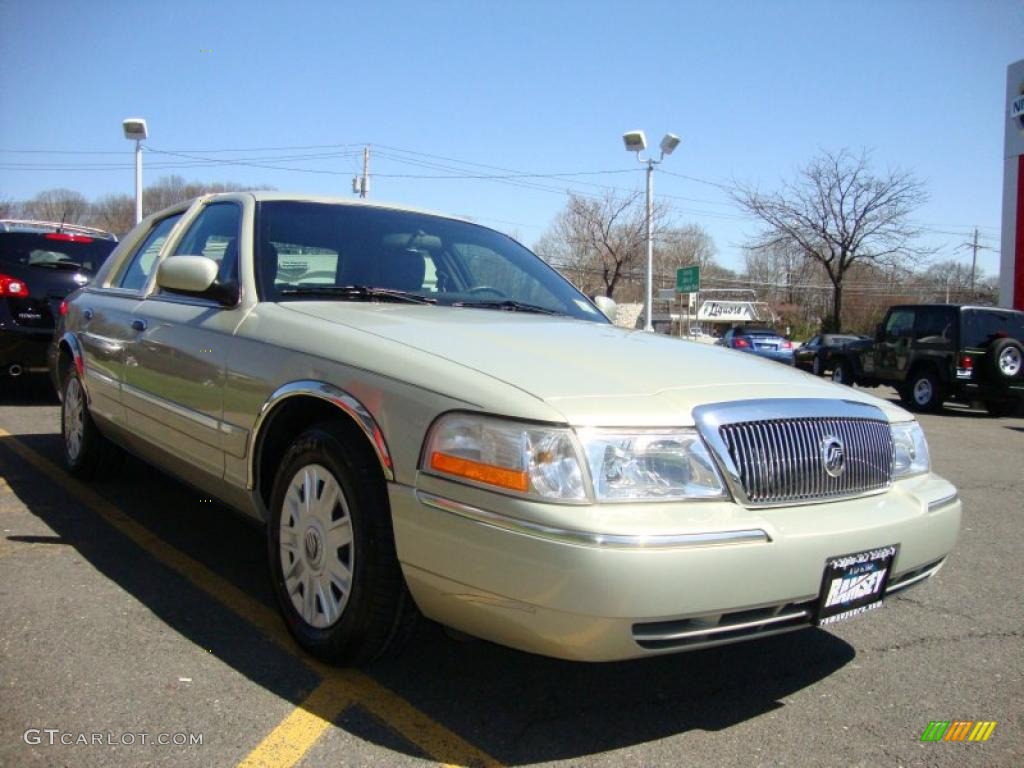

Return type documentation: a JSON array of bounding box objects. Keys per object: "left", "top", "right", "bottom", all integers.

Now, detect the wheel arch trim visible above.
[
  {"left": 248, "top": 380, "right": 395, "bottom": 489},
  {"left": 55, "top": 332, "right": 87, "bottom": 399}
]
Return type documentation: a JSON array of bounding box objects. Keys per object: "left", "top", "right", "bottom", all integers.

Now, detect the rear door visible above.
[{"left": 74, "top": 214, "right": 183, "bottom": 425}]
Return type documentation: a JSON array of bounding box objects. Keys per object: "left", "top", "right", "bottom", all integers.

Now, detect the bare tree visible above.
[
  {"left": 142, "top": 175, "right": 274, "bottom": 216},
  {"left": 89, "top": 194, "right": 136, "bottom": 236},
  {"left": 732, "top": 149, "right": 929, "bottom": 331},
  {"left": 0, "top": 195, "right": 16, "bottom": 219},
  {"left": 535, "top": 191, "right": 669, "bottom": 299},
  {"left": 23, "top": 188, "right": 90, "bottom": 224}
]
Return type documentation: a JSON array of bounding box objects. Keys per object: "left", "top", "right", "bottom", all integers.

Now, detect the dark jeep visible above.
[{"left": 830, "top": 304, "right": 1024, "bottom": 416}]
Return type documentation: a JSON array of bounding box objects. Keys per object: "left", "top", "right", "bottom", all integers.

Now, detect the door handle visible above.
[
  {"left": 131, "top": 319, "right": 147, "bottom": 332},
  {"left": 82, "top": 308, "right": 94, "bottom": 321}
]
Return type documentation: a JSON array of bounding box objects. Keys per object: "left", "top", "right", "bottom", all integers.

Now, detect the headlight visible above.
[
  {"left": 578, "top": 429, "right": 727, "bottom": 501},
  {"left": 891, "top": 421, "right": 930, "bottom": 478},
  {"left": 422, "top": 414, "right": 727, "bottom": 503},
  {"left": 423, "top": 414, "right": 587, "bottom": 501}
]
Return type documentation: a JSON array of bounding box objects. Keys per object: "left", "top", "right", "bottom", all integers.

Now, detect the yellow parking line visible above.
[
  {"left": 0, "top": 428, "right": 500, "bottom": 768},
  {"left": 237, "top": 678, "right": 356, "bottom": 768}
]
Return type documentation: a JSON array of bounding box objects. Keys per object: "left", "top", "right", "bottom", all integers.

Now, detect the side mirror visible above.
[
  {"left": 592, "top": 295, "right": 617, "bottom": 322},
  {"left": 156, "top": 255, "right": 236, "bottom": 305},
  {"left": 875, "top": 323, "right": 884, "bottom": 342}
]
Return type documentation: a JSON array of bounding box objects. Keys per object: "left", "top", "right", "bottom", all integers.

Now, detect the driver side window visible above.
[
  {"left": 885, "top": 310, "right": 915, "bottom": 340},
  {"left": 161, "top": 202, "right": 242, "bottom": 296}
]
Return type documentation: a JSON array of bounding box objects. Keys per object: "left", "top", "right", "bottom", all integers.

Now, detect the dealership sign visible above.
[
  {"left": 1012, "top": 93, "right": 1024, "bottom": 120},
  {"left": 697, "top": 301, "right": 758, "bottom": 322}
]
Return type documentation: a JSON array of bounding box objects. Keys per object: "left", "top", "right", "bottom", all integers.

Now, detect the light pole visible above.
[
  {"left": 623, "top": 130, "right": 680, "bottom": 332},
  {"left": 122, "top": 118, "right": 149, "bottom": 225}
]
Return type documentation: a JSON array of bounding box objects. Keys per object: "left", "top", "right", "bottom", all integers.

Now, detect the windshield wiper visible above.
[
  {"left": 278, "top": 285, "right": 435, "bottom": 304},
  {"left": 453, "top": 299, "right": 562, "bottom": 315},
  {"left": 32, "top": 261, "right": 85, "bottom": 271}
]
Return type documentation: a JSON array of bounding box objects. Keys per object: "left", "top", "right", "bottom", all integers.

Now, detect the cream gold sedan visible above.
[{"left": 50, "top": 193, "right": 961, "bottom": 664}]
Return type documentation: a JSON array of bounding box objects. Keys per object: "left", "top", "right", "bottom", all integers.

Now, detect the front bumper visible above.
[{"left": 391, "top": 473, "right": 961, "bottom": 661}]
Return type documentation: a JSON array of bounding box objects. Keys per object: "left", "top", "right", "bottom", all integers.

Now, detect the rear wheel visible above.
[
  {"left": 267, "top": 422, "right": 416, "bottom": 665},
  {"left": 984, "top": 398, "right": 1018, "bottom": 418},
  {"left": 907, "top": 369, "right": 943, "bottom": 412},
  {"left": 61, "top": 368, "right": 119, "bottom": 479},
  {"left": 831, "top": 359, "right": 853, "bottom": 386}
]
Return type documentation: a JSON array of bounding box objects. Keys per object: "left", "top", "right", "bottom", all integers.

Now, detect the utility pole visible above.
[
  {"left": 970, "top": 226, "right": 978, "bottom": 293},
  {"left": 353, "top": 145, "right": 370, "bottom": 198},
  {"left": 957, "top": 226, "right": 996, "bottom": 298}
]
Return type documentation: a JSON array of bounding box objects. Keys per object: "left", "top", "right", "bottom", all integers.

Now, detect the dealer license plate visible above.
[{"left": 815, "top": 545, "right": 898, "bottom": 626}]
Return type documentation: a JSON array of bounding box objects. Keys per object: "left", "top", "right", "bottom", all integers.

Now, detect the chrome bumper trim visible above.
[
  {"left": 633, "top": 609, "right": 811, "bottom": 643},
  {"left": 886, "top": 560, "right": 945, "bottom": 595},
  {"left": 416, "top": 491, "right": 771, "bottom": 549},
  {"left": 927, "top": 492, "right": 959, "bottom": 512}
]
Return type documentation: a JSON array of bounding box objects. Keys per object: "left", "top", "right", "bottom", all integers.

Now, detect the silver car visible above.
[{"left": 51, "top": 193, "right": 961, "bottom": 664}]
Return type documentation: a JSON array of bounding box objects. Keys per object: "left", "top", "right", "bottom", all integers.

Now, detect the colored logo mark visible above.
[{"left": 920, "top": 720, "right": 996, "bottom": 742}]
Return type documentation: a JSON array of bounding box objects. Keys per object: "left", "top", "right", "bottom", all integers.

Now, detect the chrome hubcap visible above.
[
  {"left": 279, "top": 463, "right": 354, "bottom": 629},
  {"left": 998, "top": 347, "right": 1021, "bottom": 377},
  {"left": 913, "top": 378, "right": 933, "bottom": 405},
  {"left": 64, "top": 377, "right": 84, "bottom": 462}
]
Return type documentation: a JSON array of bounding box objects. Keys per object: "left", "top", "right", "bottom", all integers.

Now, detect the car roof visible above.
[
  {"left": 195, "top": 191, "right": 474, "bottom": 226},
  {"left": 0, "top": 219, "right": 117, "bottom": 240}
]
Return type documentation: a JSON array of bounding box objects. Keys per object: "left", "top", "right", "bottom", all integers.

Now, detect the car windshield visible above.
[
  {"left": 0, "top": 232, "right": 117, "bottom": 274},
  {"left": 255, "top": 201, "right": 607, "bottom": 323}
]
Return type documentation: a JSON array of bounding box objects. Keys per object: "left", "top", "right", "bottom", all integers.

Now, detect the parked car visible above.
[
  {"left": 51, "top": 193, "right": 960, "bottom": 664},
  {"left": 716, "top": 325, "right": 795, "bottom": 365},
  {"left": 795, "top": 333, "right": 869, "bottom": 376},
  {"left": 829, "top": 304, "right": 1024, "bottom": 416},
  {"left": 1, "top": 220, "right": 117, "bottom": 382}
]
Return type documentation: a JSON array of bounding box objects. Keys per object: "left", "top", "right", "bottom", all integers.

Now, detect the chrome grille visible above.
[
  {"left": 693, "top": 399, "right": 895, "bottom": 507},
  {"left": 719, "top": 417, "right": 892, "bottom": 504}
]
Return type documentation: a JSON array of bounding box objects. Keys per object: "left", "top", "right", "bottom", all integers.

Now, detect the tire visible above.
[
  {"left": 906, "top": 369, "right": 943, "bottom": 412},
  {"left": 984, "top": 398, "right": 1019, "bottom": 418},
  {"left": 812, "top": 355, "right": 823, "bottom": 376},
  {"left": 267, "top": 421, "right": 417, "bottom": 665},
  {"left": 61, "top": 368, "right": 119, "bottom": 479},
  {"left": 987, "top": 338, "right": 1023, "bottom": 382},
  {"left": 831, "top": 359, "right": 853, "bottom": 386}
]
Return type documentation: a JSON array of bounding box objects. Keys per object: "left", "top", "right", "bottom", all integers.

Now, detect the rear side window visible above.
[
  {"left": 961, "top": 310, "right": 1024, "bottom": 348},
  {"left": 914, "top": 308, "right": 953, "bottom": 345},
  {"left": 0, "top": 233, "right": 116, "bottom": 274},
  {"left": 115, "top": 214, "right": 183, "bottom": 290}
]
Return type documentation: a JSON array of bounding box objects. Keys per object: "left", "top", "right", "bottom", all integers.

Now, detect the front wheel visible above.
[
  {"left": 267, "top": 422, "right": 416, "bottom": 665},
  {"left": 812, "top": 355, "right": 823, "bottom": 376}
]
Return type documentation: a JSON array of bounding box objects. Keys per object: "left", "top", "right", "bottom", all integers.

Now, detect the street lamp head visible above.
[
  {"left": 659, "top": 133, "right": 681, "bottom": 156},
  {"left": 622, "top": 130, "right": 647, "bottom": 153},
  {"left": 122, "top": 118, "right": 148, "bottom": 141}
]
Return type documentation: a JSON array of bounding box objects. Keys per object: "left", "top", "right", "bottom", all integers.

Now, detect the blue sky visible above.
[{"left": 1, "top": 0, "right": 1021, "bottom": 274}]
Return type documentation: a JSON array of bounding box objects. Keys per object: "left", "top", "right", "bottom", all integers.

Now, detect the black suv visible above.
[
  {"left": 1, "top": 220, "right": 118, "bottom": 381},
  {"left": 830, "top": 304, "right": 1024, "bottom": 416}
]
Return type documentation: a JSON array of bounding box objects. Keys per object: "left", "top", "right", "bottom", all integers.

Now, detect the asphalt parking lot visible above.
[{"left": 0, "top": 382, "right": 1020, "bottom": 768}]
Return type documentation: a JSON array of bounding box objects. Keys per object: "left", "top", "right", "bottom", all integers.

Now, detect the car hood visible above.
[{"left": 280, "top": 303, "right": 908, "bottom": 426}]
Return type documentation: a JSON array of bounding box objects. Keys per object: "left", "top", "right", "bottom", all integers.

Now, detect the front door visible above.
[{"left": 121, "top": 201, "right": 243, "bottom": 479}]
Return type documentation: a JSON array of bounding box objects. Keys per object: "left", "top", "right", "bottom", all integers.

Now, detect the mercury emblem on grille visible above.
[{"left": 820, "top": 435, "right": 846, "bottom": 477}]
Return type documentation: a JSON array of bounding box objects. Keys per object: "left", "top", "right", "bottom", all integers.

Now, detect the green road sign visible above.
[{"left": 676, "top": 265, "right": 700, "bottom": 293}]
